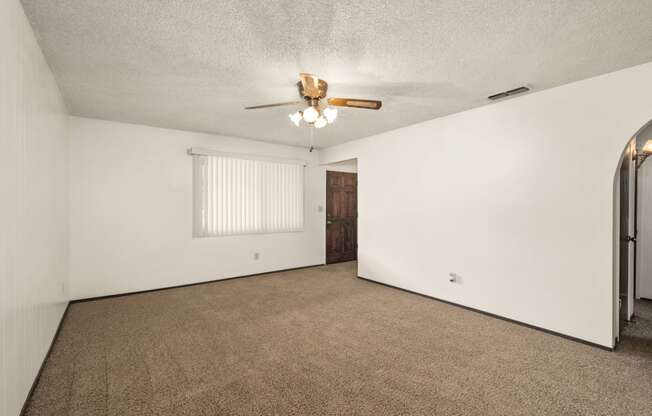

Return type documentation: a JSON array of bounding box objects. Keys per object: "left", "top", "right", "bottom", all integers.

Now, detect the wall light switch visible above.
[
  {"left": 318, "top": 205, "right": 324, "bottom": 212},
  {"left": 254, "top": 252, "right": 260, "bottom": 260}
]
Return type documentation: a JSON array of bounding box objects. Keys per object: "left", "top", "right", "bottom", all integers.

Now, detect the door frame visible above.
[
  {"left": 615, "top": 138, "right": 636, "bottom": 342},
  {"left": 628, "top": 143, "right": 636, "bottom": 321},
  {"left": 322, "top": 159, "right": 358, "bottom": 265},
  {"left": 614, "top": 137, "right": 637, "bottom": 340}
]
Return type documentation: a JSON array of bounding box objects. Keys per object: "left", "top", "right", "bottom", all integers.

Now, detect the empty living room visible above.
[{"left": 3, "top": 1, "right": 652, "bottom": 415}]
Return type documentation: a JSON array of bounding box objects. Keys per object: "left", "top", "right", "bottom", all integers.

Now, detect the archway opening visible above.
[{"left": 614, "top": 119, "right": 652, "bottom": 347}]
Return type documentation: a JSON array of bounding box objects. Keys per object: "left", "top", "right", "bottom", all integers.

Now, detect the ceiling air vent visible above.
[{"left": 488, "top": 86, "right": 530, "bottom": 101}]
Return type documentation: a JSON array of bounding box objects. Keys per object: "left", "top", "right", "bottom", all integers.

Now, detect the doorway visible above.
[
  {"left": 326, "top": 170, "right": 357, "bottom": 264},
  {"left": 617, "top": 139, "right": 636, "bottom": 335},
  {"left": 615, "top": 120, "right": 652, "bottom": 344},
  {"left": 637, "top": 123, "right": 652, "bottom": 301}
]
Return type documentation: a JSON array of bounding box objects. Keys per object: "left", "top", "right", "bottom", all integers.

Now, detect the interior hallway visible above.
[
  {"left": 25, "top": 262, "right": 652, "bottom": 416},
  {"left": 620, "top": 298, "right": 652, "bottom": 355}
]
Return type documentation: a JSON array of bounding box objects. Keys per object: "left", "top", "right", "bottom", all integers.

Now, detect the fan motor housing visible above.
[{"left": 297, "top": 80, "right": 328, "bottom": 99}]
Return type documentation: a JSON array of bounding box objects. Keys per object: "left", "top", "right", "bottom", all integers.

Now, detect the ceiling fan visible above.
[{"left": 244, "top": 73, "right": 382, "bottom": 130}]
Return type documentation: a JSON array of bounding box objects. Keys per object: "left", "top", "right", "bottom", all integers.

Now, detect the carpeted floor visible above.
[{"left": 25, "top": 262, "right": 652, "bottom": 415}]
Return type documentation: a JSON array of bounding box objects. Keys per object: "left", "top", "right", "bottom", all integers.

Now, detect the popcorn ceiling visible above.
[{"left": 21, "top": 0, "right": 652, "bottom": 148}]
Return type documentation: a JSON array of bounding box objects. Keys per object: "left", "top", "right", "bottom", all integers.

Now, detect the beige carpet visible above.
[{"left": 25, "top": 262, "right": 652, "bottom": 415}]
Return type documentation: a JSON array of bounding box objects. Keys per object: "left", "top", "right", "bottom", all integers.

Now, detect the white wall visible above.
[
  {"left": 320, "top": 62, "right": 652, "bottom": 348},
  {"left": 0, "top": 1, "right": 69, "bottom": 415},
  {"left": 69, "top": 117, "right": 325, "bottom": 300}
]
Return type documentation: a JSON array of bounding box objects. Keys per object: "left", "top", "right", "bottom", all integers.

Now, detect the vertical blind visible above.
[{"left": 192, "top": 153, "right": 304, "bottom": 237}]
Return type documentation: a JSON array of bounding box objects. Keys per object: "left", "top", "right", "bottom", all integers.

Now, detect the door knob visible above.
[{"left": 327, "top": 220, "right": 333, "bottom": 225}]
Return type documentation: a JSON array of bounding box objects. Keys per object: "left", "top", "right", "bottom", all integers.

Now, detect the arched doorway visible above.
[{"left": 614, "top": 119, "right": 652, "bottom": 344}]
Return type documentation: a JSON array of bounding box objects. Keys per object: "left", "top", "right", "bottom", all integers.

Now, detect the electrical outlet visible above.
[{"left": 254, "top": 252, "right": 260, "bottom": 260}]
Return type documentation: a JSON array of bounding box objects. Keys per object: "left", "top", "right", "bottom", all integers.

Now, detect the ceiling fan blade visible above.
[
  {"left": 327, "top": 97, "right": 382, "bottom": 110},
  {"left": 244, "top": 101, "right": 302, "bottom": 110},
  {"left": 299, "top": 73, "right": 322, "bottom": 98}
]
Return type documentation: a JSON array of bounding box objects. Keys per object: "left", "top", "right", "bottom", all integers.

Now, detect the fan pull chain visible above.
[{"left": 309, "top": 127, "right": 314, "bottom": 152}]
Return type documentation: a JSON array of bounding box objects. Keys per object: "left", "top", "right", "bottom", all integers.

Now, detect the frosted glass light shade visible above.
[
  {"left": 303, "top": 106, "right": 319, "bottom": 123},
  {"left": 314, "top": 116, "right": 327, "bottom": 129},
  {"left": 289, "top": 112, "right": 302, "bottom": 126},
  {"left": 323, "top": 107, "right": 337, "bottom": 123}
]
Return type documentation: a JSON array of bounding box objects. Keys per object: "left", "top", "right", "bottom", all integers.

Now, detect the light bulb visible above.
[
  {"left": 644, "top": 140, "right": 652, "bottom": 154},
  {"left": 288, "top": 111, "right": 302, "bottom": 126},
  {"left": 323, "top": 107, "right": 337, "bottom": 123},
  {"left": 314, "top": 116, "right": 327, "bottom": 129},
  {"left": 302, "top": 106, "right": 319, "bottom": 123}
]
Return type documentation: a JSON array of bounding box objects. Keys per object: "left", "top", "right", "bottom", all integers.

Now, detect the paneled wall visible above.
[{"left": 0, "top": 2, "right": 69, "bottom": 415}]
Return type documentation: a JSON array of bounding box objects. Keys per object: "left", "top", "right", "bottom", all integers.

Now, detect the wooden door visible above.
[{"left": 326, "top": 171, "right": 357, "bottom": 264}]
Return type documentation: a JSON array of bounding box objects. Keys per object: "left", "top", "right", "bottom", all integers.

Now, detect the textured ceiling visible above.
[{"left": 22, "top": 0, "right": 652, "bottom": 148}]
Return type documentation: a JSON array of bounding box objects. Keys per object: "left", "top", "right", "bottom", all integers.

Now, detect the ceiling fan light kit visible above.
[{"left": 245, "top": 73, "right": 382, "bottom": 133}]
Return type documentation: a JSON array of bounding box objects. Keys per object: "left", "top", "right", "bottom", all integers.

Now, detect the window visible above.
[{"left": 191, "top": 149, "right": 304, "bottom": 237}]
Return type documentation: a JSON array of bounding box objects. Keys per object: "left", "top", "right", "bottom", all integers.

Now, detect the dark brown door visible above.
[{"left": 326, "top": 171, "right": 357, "bottom": 264}]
